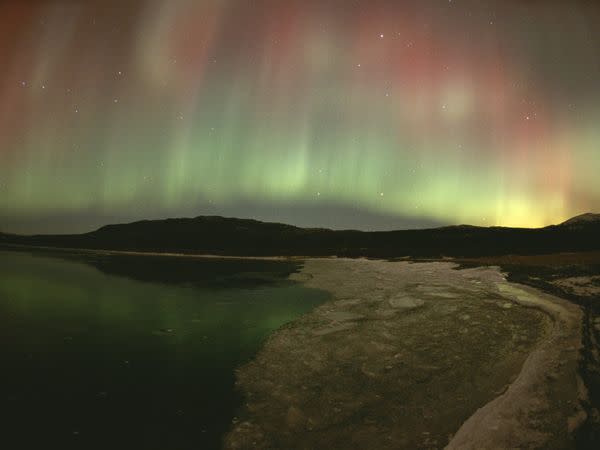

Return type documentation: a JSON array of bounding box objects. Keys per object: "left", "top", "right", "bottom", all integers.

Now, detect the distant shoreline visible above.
[
  {"left": 3, "top": 242, "right": 600, "bottom": 264},
  {"left": 0, "top": 243, "right": 316, "bottom": 261}
]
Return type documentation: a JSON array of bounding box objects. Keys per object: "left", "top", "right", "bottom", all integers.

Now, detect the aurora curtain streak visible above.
[{"left": 1, "top": 0, "right": 599, "bottom": 233}]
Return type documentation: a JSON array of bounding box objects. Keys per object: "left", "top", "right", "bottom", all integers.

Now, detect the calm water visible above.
[{"left": 0, "top": 250, "right": 329, "bottom": 449}]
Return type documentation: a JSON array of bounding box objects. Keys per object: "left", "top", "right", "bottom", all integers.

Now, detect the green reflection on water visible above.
[{"left": 0, "top": 250, "right": 329, "bottom": 450}]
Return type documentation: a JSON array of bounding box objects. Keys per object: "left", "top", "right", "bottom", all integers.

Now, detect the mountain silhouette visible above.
[{"left": 1, "top": 213, "right": 599, "bottom": 257}]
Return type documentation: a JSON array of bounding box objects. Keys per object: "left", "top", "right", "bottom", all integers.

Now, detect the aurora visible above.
[{"left": 1, "top": 0, "right": 599, "bottom": 233}]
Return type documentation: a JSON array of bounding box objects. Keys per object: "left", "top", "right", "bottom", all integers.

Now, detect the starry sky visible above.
[{"left": 1, "top": 0, "right": 600, "bottom": 234}]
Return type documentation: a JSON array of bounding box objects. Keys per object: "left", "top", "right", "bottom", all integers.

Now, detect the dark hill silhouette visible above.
[
  {"left": 1, "top": 213, "right": 599, "bottom": 257},
  {"left": 560, "top": 213, "right": 600, "bottom": 227}
]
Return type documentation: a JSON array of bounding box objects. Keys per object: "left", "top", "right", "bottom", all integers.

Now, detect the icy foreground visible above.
[{"left": 225, "top": 259, "right": 584, "bottom": 449}]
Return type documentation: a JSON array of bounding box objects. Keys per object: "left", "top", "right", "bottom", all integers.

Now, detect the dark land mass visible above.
[{"left": 1, "top": 212, "right": 599, "bottom": 258}]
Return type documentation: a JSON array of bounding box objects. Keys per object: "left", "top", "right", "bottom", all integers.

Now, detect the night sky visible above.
[{"left": 1, "top": 0, "right": 599, "bottom": 234}]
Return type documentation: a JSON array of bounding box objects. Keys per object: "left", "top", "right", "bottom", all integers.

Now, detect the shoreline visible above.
[
  {"left": 446, "top": 280, "right": 584, "bottom": 449},
  {"left": 226, "top": 259, "right": 584, "bottom": 449},
  {"left": 0, "top": 243, "right": 312, "bottom": 261}
]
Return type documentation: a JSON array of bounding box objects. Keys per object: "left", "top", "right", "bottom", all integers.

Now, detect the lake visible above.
[{"left": 0, "top": 250, "right": 329, "bottom": 449}]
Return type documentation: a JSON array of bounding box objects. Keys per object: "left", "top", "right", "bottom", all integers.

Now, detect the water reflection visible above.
[{"left": 0, "top": 250, "right": 328, "bottom": 449}]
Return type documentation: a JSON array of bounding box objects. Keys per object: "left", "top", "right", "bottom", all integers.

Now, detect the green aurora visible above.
[{"left": 1, "top": 0, "right": 599, "bottom": 233}]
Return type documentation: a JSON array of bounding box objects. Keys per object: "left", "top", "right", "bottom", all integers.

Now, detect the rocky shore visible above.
[{"left": 225, "top": 259, "right": 584, "bottom": 449}]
